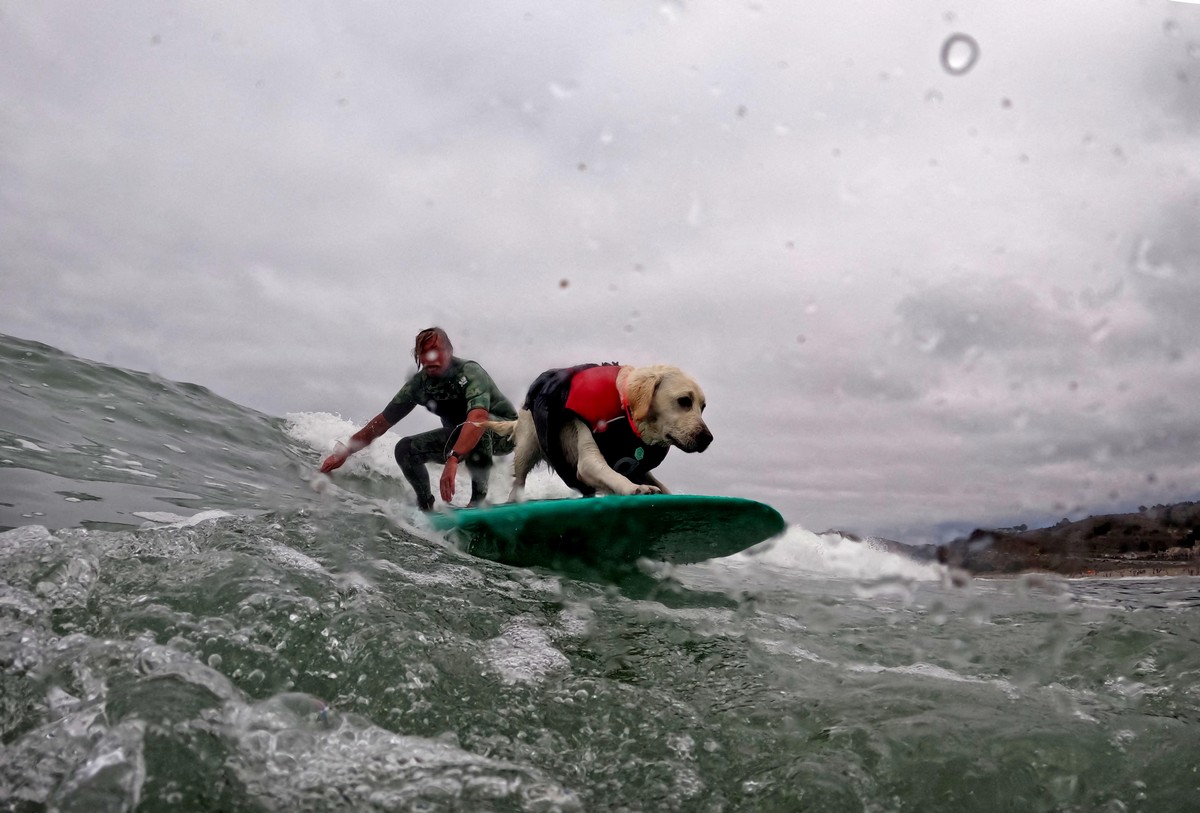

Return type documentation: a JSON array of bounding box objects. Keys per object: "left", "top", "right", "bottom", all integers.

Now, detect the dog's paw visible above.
[{"left": 630, "top": 484, "right": 662, "bottom": 496}]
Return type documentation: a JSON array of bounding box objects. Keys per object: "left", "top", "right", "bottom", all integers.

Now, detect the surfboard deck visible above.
[{"left": 428, "top": 494, "right": 785, "bottom": 569}]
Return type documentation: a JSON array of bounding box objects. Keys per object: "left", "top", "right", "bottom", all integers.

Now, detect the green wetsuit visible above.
[{"left": 383, "top": 357, "right": 517, "bottom": 508}]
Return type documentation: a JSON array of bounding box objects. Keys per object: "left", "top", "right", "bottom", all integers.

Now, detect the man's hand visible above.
[
  {"left": 318, "top": 413, "right": 394, "bottom": 475},
  {"left": 319, "top": 442, "right": 350, "bottom": 474},
  {"left": 439, "top": 457, "right": 459, "bottom": 503}
]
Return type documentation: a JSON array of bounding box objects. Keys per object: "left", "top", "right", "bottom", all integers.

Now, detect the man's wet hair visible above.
[{"left": 414, "top": 327, "right": 452, "bottom": 367}]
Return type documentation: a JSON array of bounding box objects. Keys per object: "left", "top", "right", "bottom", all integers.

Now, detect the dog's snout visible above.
[{"left": 695, "top": 427, "right": 713, "bottom": 452}]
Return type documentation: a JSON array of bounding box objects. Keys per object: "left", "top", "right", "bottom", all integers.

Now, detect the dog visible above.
[{"left": 484, "top": 362, "right": 712, "bottom": 501}]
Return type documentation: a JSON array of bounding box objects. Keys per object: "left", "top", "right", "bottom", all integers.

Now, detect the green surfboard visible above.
[{"left": 428, "top": 494, "right": 786, "bottom": 569}]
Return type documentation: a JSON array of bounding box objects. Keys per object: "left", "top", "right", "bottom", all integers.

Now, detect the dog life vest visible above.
[{"left": 524, "top": 363, "right": 669, "bottom": 496}]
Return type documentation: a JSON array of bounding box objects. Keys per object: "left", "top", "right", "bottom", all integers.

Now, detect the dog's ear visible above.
[{"left": 626, "top": 368, "right": 665, "bottom": 424}]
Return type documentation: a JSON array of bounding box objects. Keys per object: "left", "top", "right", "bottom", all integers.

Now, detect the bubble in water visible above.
[{"left": 940, "top": 33, "right": 980, "bottom": 76}]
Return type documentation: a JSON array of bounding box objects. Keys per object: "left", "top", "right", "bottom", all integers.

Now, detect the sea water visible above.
[{"left": 1, "top": 333, "right": 1197, "bottom": 812}]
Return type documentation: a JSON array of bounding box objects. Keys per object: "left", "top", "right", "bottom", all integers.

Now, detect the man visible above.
[{"left": 319, "top": 327, "right": 517, "bottom": 510}]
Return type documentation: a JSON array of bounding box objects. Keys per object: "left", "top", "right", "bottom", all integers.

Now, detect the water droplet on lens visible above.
[{"left": 940, "top": 33, "right": 980, "bottom": 76}]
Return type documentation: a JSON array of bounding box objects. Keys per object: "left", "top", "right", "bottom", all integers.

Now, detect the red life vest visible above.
[
  {"left": 563, "top": 364, "right": 641, "bottom": 438},
  {"left": 523, "top": 363, "right": 665, "bottom": 495}
]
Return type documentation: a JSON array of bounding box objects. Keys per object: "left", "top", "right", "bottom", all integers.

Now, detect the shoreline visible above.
[
  {"left": 970, "top": 562, "right": 1200, "bottom": 580},
  {"left": 932, "top": 502, "right": 1200, "bottom": 580}
]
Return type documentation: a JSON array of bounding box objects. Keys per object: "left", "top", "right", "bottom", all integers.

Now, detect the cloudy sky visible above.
[{"left": 3, "top": 1, "right": 1199, "bottom": 543}]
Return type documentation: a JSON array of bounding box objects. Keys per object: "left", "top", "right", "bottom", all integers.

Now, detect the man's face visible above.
[{"left": 420, "top": 335, "right": 452, "bottom": 378}]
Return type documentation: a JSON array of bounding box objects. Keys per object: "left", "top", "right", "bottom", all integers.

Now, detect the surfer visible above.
[{"left": 319, "top": 327, "right": 518, "bottom": 510}]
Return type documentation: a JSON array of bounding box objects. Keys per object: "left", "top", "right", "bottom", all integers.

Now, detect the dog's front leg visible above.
[
  {"left": 639, "top": 472, "right": 670, "bottom": 495},
  {"left": 563, "top": 419, "right": 661, "bottom": 496}
]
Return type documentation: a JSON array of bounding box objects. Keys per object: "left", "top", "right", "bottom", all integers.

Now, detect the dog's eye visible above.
[{"left": 677, "top": 396, "right": 693, "bottom": 409}]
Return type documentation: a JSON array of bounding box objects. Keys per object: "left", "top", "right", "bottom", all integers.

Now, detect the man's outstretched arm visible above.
[{"left": 319, "top": 412, "right": 394, "bottom": 473}]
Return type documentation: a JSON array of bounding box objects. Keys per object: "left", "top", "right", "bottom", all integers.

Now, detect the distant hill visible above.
[{"left": 936, "top": 502, "right": 1200, "bottom": 577}]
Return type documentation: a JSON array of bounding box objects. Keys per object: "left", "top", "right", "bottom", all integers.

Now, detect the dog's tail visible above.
[{"left": 481, "top": 419, "right": 518, "bottom": 438}]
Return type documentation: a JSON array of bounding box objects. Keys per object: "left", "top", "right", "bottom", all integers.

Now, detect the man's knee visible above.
[
  {"left": 393, "top": 436, "right": 427, "bottom": 467},
  {"left": 394, "top": 436, "right": 419, "bottom": 467}
]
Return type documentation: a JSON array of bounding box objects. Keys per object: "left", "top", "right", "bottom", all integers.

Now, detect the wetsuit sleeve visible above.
[
  {"left": 459, "top": 362, "right": 495, "bottom": 414},
  {"left": 382, "top": 376, "right": 420, "bottom": 424}
]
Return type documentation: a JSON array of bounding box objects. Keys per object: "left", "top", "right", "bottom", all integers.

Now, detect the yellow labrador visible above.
[{"left": 486, "top": 363, "right": 712, "bottom": 501}]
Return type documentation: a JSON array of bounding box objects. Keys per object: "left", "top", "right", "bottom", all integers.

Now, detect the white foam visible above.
[
  {"left": 755, "top": 635, "right": 1024, "bottom": 700},
  {"left": 133, "top": 509, "right": 231, "bottom": 527},
  {"left": 724, "top": 525, "right": 943, "bottom": 582},
  {"left": 102, "top": 465, "right": 158, "bottom": 479},
  {"left": 508, "top": 467, "right": 578, "bottom": 501},
  {"left": 285, "top": 412, "right": 400, "bottom": 479},
  {"left": 484, "top": 616, "right": 570, "bottom": 685},
  {"left": 263, "top": 541, "right": 325, "bottom": 573},
  {"left": 376, "top": 560, "right": 485, "bottom": 589},
  {"left": 284, "top": 410, "right": 577, "bottom": 507},
  {"left": 846, "top": 661, "right": 1022, "bottom": 698}
]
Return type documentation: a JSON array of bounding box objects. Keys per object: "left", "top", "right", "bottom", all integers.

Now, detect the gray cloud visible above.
[{"left": 3, "top": 1, "right": 1199, "bottom": 540}]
